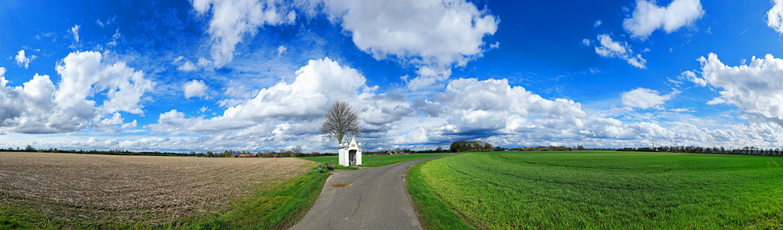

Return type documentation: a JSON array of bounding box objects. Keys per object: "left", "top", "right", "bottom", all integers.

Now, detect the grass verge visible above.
[
  {"left": 182, "top": 167, "right": 328, "bottom": 229},
  {"left": 0, "top": 201, "right": 38, "bottom": 230},
  {"left": 406, "top": 159, "right": 474, "bottom": 230}
]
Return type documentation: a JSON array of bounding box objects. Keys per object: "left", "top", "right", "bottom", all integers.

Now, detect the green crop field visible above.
[
  {"left": 411, "top": 151, "right": 783, "bottom": 229},
  {"left": 299, "top": 152, "right": 455, "bottom": 168}
]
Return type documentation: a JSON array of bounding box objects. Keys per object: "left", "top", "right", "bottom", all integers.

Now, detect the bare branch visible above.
[{"left": 321, "top": 100, "right": 361, "bottom": 144}]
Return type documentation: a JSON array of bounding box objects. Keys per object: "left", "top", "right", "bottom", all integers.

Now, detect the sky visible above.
[{"left": 2, "top": 0, "right": 783, "bottom": 152}]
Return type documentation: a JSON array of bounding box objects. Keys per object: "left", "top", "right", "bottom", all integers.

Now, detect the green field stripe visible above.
[{"left": 407, "top": 156, "right": 475, "bottom": 230}]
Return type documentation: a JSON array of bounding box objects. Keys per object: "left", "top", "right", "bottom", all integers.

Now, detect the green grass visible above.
[
  {"left": 0, "top": 167, "right": 328, "bottom": 230},
  {"left": 413, "top": 151, "right": 783, "bottom": 229},
  {"left": 181, "top": 167, "right": 328, "bottom": 230},
  {"left": 299, "top": 153, "right": 455, "bottom": 168},
  {"left": 0, "top": 196, "right": 111, "bottom": 230},
  {"left": 0, "top": 201, "right": 39, "bottom": 230},
  {"left": 407, "top": 160, "right": 474, "bottom": 230}
]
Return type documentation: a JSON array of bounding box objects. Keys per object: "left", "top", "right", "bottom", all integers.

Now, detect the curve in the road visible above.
[{"left": 291, "top": 156, "right": 451, "bottom": 230}]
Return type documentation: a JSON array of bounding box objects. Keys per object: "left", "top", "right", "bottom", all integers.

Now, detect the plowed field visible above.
[{"left": 0, "top": 152, "right": 314, "bottom": 227}]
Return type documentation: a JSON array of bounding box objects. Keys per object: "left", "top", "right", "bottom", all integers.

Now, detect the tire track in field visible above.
[
  {"left": 491, "top": 154, "right": 703, "bottom": 191},
  {"left": 496, "top": 153, "right": 651, "bottom": 171},
  {"left": 443, "top": 161, "right": 693, "bottom": 209}
]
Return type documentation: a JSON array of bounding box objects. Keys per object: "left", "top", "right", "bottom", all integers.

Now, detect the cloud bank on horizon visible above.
[{"left": 1, "top": 0, "right": 783, "bottom": 152}]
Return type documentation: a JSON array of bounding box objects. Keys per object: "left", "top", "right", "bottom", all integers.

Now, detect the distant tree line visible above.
[
  {"left": 0, "top": 145, "right": 331, "bottom": 158},
  {"left": 0, "top": 144, "right": 447, "bottom": 158},
  {"left": 617, "top": 145, "right": 783, "bottom": 156},
  {"left": 410, "top": 146, "right": 448, "bottom": 154},
  {"left": 449, "top": 140, "right": 494, "bottom": 152},
  {"left": 0, "top": 145, "right": 192, "bottom": 156}
]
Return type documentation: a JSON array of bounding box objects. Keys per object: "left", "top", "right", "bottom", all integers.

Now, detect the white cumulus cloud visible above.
[
  {"left": 14, "top": 50, "right": 36, "bottom": 69},
  {"left": 594, "top": 34, "right": 647, "bottom": 69},
  {"left": 191, "top": 0, "right": 297, "bottom": 67},
  {"left": 0, "top": 51, "right": 152, "bottom": 134},
  {"left": 147, "top": 57, "right": 418, "bottom": 151},
  {"left": 681, "top": 70, "right": 705, "bottom": 86},
  {"left": 0, "top": 67, "right": 6, "bottom": 87},
  {"left": 580, "top": 118, "right": 671, "bottom": 140},
  {"left": 433, "top": 78, "right": 586, "bottom": 135},
  {"left": 406, "top": 66, "right": 451, "bottom": 90},
  {"left": 55, "top": 51, "right": 155, "bottom": 115},
  {"left": 767, "top": 0, "right": 783, "bottom": 34},
  {"left": 149, "top": 57, "right": 369, "bottom": 134},
  {"left": 309, "top": 0, "right": 499, "bottom": 89},
  {"left": 183, "top": 79, "right": 208, "bottom": 99},
  {"left": 178, "top": 61, "right": 197, "bottom": 72},
  {"left": 623, "top": 0, "right": 704, "bottom": 40},
  {"left": 489, "top": 42, "right": 500, "bottom": 49},
  {"left": 581, "top": 38, "right": 591, "bottom": 46},
  {"left": 71, "top": 25, "right": 80, "bottom": 42},
  {"left": 689, "top": 53, "right": 783, "bottom": 126},
  {"left": 621, "top": 88, "right": 679, "bottom": 109}
]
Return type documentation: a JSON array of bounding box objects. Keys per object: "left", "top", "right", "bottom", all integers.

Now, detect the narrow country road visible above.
[{"left": 291, "top": 155, "right": 451, "bottom": 230}]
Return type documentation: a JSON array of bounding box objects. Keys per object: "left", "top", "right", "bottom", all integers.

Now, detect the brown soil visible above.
[{"left": 0, "top": 152, "right": 314, "bottom": 226}]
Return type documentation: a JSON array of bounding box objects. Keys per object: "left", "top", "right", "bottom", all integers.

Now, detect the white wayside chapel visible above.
[{"left": 338, "top": 137, "right": 362, "bottom": 166}]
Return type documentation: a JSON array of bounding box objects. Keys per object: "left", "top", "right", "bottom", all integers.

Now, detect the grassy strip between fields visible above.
[
  {"left": 0, "top": 167, "right": 328, "bottom": 230},
  {"left": 407, "top": 159, "right": 474, "bottom": 230},
  {"left": 0, "top": 199, "right": 41, "bottom": 230},
  {"left": 180, "top": 167, "right": 328, "bottom": 230}
]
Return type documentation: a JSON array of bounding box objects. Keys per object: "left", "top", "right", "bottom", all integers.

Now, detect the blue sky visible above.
[{"left": 2, "top": 0, "right": 783, "bottom": 152}]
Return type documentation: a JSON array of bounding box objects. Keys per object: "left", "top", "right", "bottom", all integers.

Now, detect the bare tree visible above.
[
  {"left": 292, "top": 146, "right": 303, "bottom": 154},
  {"left": 321, "top": 100, "right": 361, "bottom": 144}
]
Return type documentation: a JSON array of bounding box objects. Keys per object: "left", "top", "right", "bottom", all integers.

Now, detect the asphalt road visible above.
[{"left": 291, "top": 156, "right": 450, "bottom": 230}]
